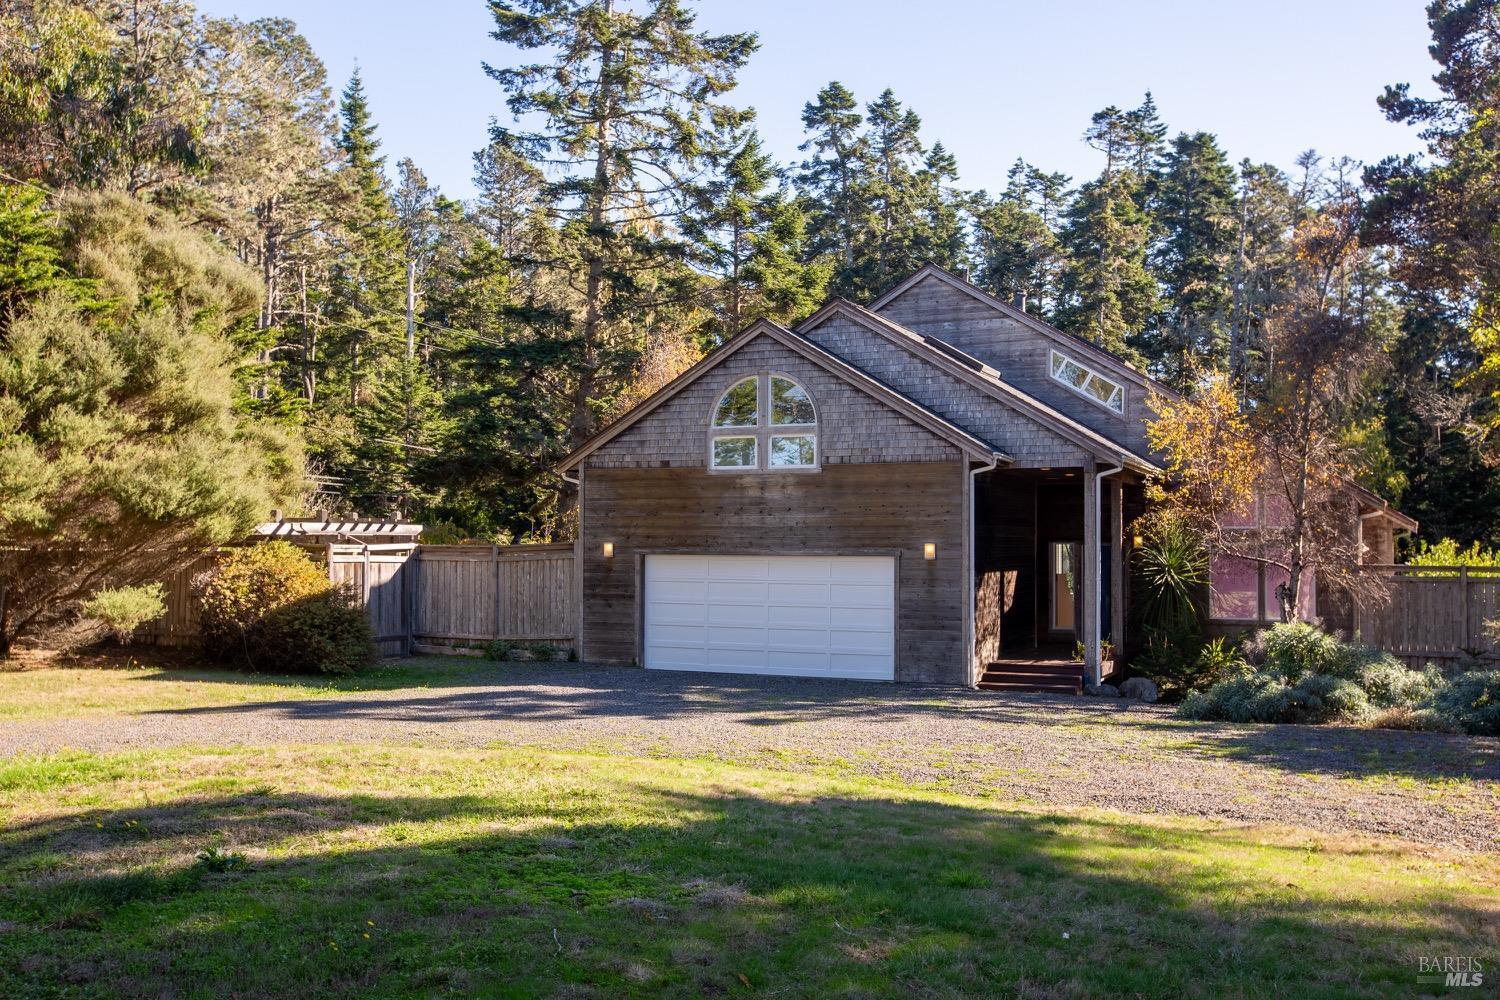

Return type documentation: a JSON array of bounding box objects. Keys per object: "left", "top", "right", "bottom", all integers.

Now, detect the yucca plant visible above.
[{"left": 1134, "top": 515, "right": 1208, "bottom": 634}]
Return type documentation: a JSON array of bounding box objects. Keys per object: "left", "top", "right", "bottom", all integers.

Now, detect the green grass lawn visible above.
[
  {"left": 1, "top": 743, "right": 1495, "bottom": 998},
  {"left": 0, "top": 654, "right": 495, "bottom": 721}
]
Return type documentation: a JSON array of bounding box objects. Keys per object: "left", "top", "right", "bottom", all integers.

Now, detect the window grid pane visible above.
[
  {"left": 769, "top": 434, "right": 816, "bottom": 467},
  {"left": 1050, "top": 350, "right": 1124, "bottom": 413},
  {"left": 713, "top": 379, "right": 758, "bottom": 427},
  {"left": 712, "top": 436, "right": 757, "bottom": 468},
  {"left": 770, "top": 377, "right": 815, "bottom": 425}
]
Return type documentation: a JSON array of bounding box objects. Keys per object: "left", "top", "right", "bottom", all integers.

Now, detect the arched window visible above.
[{"left": 709, "top": 373, "right": 818, "bottom": 471}]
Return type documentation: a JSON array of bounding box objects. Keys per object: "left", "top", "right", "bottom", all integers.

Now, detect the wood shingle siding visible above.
[
  {"left": 874, "top": 273, "right": 1158, "bottom": 458},
  {"left": 579, "top": 462, "right": 968, "bottom": 683},
  {"left": 585, "top": 335, "right": 964, "bottom": 469},
  {"left": 799, "top": 313, "right": 1090, "bottom": 468}
]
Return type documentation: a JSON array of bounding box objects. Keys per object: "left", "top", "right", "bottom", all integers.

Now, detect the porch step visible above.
[{"left": 978, "top": 661, "right": 1084, "bottom": 695}]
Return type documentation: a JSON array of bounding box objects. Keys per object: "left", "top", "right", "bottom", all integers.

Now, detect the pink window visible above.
[
  {"left": 1263, "top": 566, "right": 1317, "bottom": 622},
  {"left": 1210, "top": 554, "right": 1260, "bottom": 620}
]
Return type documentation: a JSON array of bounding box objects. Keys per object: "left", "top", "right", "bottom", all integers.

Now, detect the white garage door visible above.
[{"left": 644, "top": 555, "right": 896, "bottom": 680}]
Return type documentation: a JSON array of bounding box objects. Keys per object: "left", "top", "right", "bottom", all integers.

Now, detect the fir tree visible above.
[
  {"left": 796, "top": 81, "right": 869, "bottom": 292},
  {"left": 486, "top": 0, "right": 757, "bottom": 516},
  {"left": 1057, "top": 173, "right": 1156, "bottom": 359},
  {"left": 1143, "top": 131, "right": 1238, "bottom": 388}
]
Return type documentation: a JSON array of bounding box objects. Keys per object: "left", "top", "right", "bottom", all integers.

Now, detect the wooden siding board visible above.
[
  {"left": 586, "top": 335, "right": 962, "bottom": 469},
  {"left": 800, "top": 313, "right": 1089, "bottom": 468},
  {"left": 580, "top": 462, "right": 967, "bottom": 683},
  {"left": 874, "top": 274, "right": 1157, "bottom": 458}
]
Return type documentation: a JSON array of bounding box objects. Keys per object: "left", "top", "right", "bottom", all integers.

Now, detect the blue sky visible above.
[{"left": 197, "top": 0, "right": 1440, "bottom": 200}]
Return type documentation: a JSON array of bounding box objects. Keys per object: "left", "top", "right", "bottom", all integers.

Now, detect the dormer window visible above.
[
  {"left": 1050, "top": 350, "right": 1124, "bottom": 414},
  {"left": 710, "top": 374, "right": 818, "bottom": 471}
]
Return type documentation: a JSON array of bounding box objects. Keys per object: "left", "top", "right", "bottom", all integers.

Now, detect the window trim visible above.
[
  {"left": 1049, "top": 349, "right": 1125, "bottom": 415},
  {"left": 708, "top": 372, "right": 820, "bottom": 472}
]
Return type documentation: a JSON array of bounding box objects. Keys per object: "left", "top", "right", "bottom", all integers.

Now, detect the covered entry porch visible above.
[{"left": 971, "top": 465, "right": 1147, "bottom": 691}]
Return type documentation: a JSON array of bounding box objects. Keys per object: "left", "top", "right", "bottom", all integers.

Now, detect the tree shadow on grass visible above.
[
  {"left": 1125, "top": 713, "right": 1500, "bottom": 784},
  {"left": 0, "top": 769, "right": 1494, "bottom": 998},
  {"left": 133, "top": 662, "right": 1500, "bottom": 786}
]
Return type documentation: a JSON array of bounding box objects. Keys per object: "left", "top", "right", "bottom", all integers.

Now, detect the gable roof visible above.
[
  {"left": 556, "top": 318, "right": 1009, "bottom": 473},
  {"left": 869, "top": 262, "right": 1183, "bottom": 401},
  {"left": 796, "top": 298, "right": 1160, "bottom": 474}
]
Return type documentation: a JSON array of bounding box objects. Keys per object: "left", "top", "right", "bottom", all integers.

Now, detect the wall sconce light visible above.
[
  {"left": 1132, "top": 534, "right": 1143, "bottom": 549},
  {"left": 601, "top": 541, "right": 615, "bottom": 559},
  {"left": 923, "top": 542, "right": 936, "bottom": 561}
]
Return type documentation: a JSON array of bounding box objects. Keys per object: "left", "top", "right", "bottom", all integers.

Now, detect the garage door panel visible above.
[
  {"left": 708, "top": 556, "right": 769, "bottom": 579},
  {"left": 707, "top": 624, "right": 768, "bottom": 645},
  {"left": 651, "top": 579, "right": 708, "bottom": 602},
  {"left": 648, "top": 623, "right": 707, "bottom": 644},
  {"left": 832, "top": 605, "right": 892, "bottom": 629},
  {"left": 830, "top": 583, "right": 892, "bottom": 607},
  {"left": 707, "top": 580, "right": 769, "bottom": 603},
  {"left": 829, "top": 557, "right": 894, "bottom": 581},
  {"left": 768, "top": 582, "right": 831, "bottom": 604},
  {"left": 832, "top": 628, "right": 893, "bottom": 653},
  {"left": 766, "top": 626, "right": 833, "bottom": 648},
  {"left": 706, "top": 601, "right": 768, "bottom": 625},
  {"left": 645, "top": 554, "right": 896, "bottom": 681},
  {"left": 706, "top": 645, "right": 770, "bottom": 669},
  {"left": 830, "top": 652, "right": 893, "bottom": 677},
  {"left": 767, "top": 649, "right": 833, "bottom": 671},
  {"left": 768, "top": 603, "right": 830, "bottom": 627},
  {"left": 651, "top": 555, "right": 711, "bottom": 580}
]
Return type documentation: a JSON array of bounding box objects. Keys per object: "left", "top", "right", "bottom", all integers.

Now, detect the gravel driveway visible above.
[{"left": 2, "top": 662, "right": 1496, "bottom": 851}]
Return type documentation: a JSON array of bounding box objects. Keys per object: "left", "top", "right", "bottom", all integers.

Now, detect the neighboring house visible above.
[{"left": 558, "top": 264, "right": 1414, "bottom": 689}]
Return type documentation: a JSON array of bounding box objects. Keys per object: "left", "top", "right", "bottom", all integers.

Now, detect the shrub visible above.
[
  {"left": 1180, "top": 623, "right": 1435, "bottom": 726},
  {"left": 81, "top": 584, "right": 166, "bottom": 644},
  {"left": 198, "top": 542, "right": 375, "bottom": 675},
  {"left": 484, "top": 639, "right": 516, "bottom": 661},
  {"left": 528, "top": 641, "right": 558, "bottom": 661},
  {"left": 1429, "top": 670, "right": 1500, "bottom": 736}
]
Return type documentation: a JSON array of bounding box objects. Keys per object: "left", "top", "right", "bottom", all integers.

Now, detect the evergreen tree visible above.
[
  {"left": 1123, "top": 92, "right": 1168, "bottom": 181},
  {"left": 1143, "top": 131, "right": 1238, "bottom": 388},
  {"left": 1227, "top": 159, "right": 1300, "bottom": 392},
  {"left": 486, "top": 0, "right": 756, "bottom": 518},
  {"left": 685, "top": 126, "right": 827, "bottom": 341},
  {"left": 318, "top": 70, "right": 405, "bottom": 505},
  {"left": 859, "top": 88, "right": 928, "bottom": 294},
  {"left": 1057, "top": 173, "right": 1156, "bottom": 359},
  {"left": 914, "top": 142, "right": 968, "bottom": 273},
  {"left": 796, "top": 81, "right": 870, "bottom": 294}
]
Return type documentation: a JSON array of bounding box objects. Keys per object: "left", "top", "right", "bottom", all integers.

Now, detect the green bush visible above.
[
  {"left": 81, "top": 584, "right": 166, "bottom": 644},
  {"left": 1180, "top": 623, "right": 1441, "bottom": 726},
  {"left": 198, "top": 542, "right": 375, "bottom": 675},
  {"left": 484, "top": 639, "right": 516, "bottom": 661},
  {"left": 1429, "top": 670, "right": 1500, "bottom": 736}
]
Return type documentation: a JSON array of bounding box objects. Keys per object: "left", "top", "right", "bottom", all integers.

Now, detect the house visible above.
[{"left": 558, "top": 264, "right": 1415, "bottom": 690}]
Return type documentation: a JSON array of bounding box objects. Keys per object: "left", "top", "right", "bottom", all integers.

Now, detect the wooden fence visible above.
[
  {"left": 1355, "top": 565, "right": 1500, "bottom": 667},
  {"left": 144, "top": 541, "right": 576, "bottom": 658},
  {"left": 412, "top": 544, "right": 576, "bottom": 645}
]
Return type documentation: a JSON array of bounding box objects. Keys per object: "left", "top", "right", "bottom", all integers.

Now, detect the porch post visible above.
[
  {"left": 1110, "top": 478, "right": 1126, "bottom": 669},
  {"left": 1081, "top": 467, "right": 1101, "bottom": 686}
]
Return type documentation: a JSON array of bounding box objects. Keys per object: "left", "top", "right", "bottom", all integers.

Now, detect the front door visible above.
[{"left": 1049, "top": 541, "right": 1080, "bottom": 636}]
